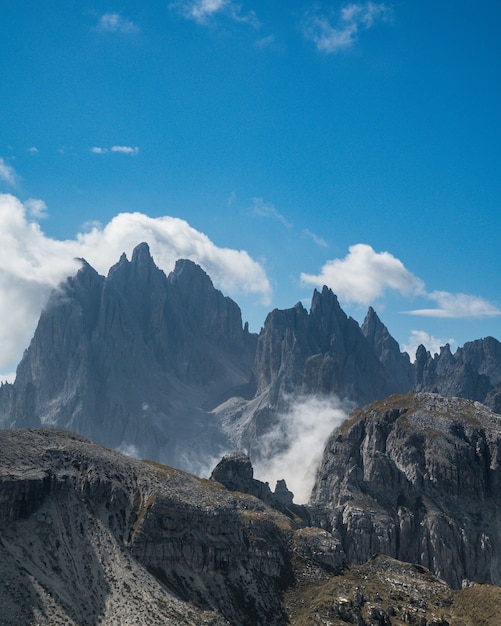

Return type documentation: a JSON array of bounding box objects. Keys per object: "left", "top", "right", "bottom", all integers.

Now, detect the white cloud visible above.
[
  {"left": 24, "top": 198, "right": 48, "bottom": 219},
  {"left": 111, "top": 145, "right": 139, "bottom": 156},
  {"left": 303, "top": 2, "right": 391, "bottom": 54},
  {"left": 402, "top": 330, "right": 456, "bottom": 361},
  {"left": 0, "top": 158, "right": 18, "bottom": 186},
  {"left": 407, "top": 291, "right": 501, "bottom": 319},
  {"left": 301, "top": 243, "right": 500, "bottom": 321},
  {"left": 253, "top": 395, "right": 348, "bottom": 504},
  {"left": 91, "top": 146, "right": 139, "bottom": 156},
  {"left": 301, "top": 243, "right": 425, "bottom": 304},
  {"left": 252, "top": 197, "right": 292, "bottom": 228},
  {"left": 0, "top": 193, "right": 272, "bottom": 377},
  {"left": 96, "top": 13, "right": 139, "bottom": 34},
  {"left": 28, "top": 147, "right": 39, "bottom": 154},
  {"left": 171, "top": 0, "right": 259, "bottom": 27}
]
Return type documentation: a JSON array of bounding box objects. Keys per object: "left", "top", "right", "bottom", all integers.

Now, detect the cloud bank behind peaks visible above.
[{"left": 0, "top": 194, "right": 271, "bottom": 376}]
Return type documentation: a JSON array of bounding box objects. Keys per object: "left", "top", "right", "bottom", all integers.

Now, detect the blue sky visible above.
[{"left": 0, "top": 0, "right": 500, "bottom": 379}]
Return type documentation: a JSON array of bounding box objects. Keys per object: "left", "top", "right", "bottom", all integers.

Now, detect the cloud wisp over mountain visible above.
[{"left": 253, "top": 395, "right": 348, "bottom": 504}]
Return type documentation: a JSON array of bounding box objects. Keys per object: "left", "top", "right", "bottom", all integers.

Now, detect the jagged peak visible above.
[
  {"left": 131, "top": 242, "right": 153, "bottom": 265},
  {"left": 170, "top": 258, "right": 214, "bottom": 288}
]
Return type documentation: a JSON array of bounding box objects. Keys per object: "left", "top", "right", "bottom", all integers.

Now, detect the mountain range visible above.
[
  {"left": 1, "top": 242, "right": 501, "bottom": 623},
  {"left": 0, "top": 242, "right": 500, "bottom": 474}
]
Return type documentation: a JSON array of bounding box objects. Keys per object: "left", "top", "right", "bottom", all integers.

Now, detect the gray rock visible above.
[
  {"left": 310, "top": 392, "right": 501, "bottom": 588},
  {"left": 0, "top": 428, "right": 346, "bottom": 625}
]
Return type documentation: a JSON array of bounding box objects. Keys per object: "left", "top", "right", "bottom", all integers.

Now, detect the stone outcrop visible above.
[
  {"left": 310, "top": 392, "right": 501, "bottom": 588},
  {"left": 210, "top": 451, "right": 310, "bottom": 523}
]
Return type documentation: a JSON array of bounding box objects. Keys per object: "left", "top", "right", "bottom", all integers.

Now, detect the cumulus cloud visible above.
[
  {"left": 253, "top": 395, "right": 348, "bottom": 504},
  {"left": 0, "top": 158, "right": 18, "bottom": 186},
  {"left": 96, "top": 12, "right": 139, "bottom": 34},
  {"left": 0, "top": 193, "right": 271, "bottom": 376},
  {"left": 171, "top": 0, "right": 259, "bottom": 27},
  {"left": 407, "top": 291, "right": 501, "bottom": 319},
  {"left": 302, "top": 2, "right": 391, "bottom": 54},
  {"left": 252, "top": 197, "right": 292, "bottom": 228},
  {"left": 301, "top": 243, "right": 425, "bottom": 304},
  {"left": 402, "top": 330, "right": 456, "bottom": 361},
  {"left": 301, "top": 243, "right": 500, "bottom": 321}
]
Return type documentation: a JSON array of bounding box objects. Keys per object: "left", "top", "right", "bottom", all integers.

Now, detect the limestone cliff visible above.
[{"left": 310, "top": 392, "right": 501, "bottom": 589}]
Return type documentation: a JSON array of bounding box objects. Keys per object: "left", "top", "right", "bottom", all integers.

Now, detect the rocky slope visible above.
[
  {"left": 2, "top": 419, "right": 501, "bottom": 625},
  {"left": 0, "top": 428, "right": 346, "bottom": 626},
  {"left": 310, "top": 392, "right": 501, "bottom": 589}
]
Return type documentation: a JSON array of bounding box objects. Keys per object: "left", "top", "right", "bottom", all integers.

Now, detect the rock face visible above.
[
  {"left": 310, "top": 392, "right": 501, "bottom": 588},
  {"left": 2, "top": 425, "right": 501, "bottom": 625},
  {"left": 415, "top": 337, "right": 501, "bottom": 411},
  {"left": 253, "top": 290, "right": 411, "bottom": 406},
  {"left": 0, "top": 244, "right": 256, "bottom": 473},
  {"left": 0, "top": 428, "right": 343, "bottom": 626}
]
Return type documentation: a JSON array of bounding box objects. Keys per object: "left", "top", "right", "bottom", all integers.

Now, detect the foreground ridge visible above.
[{"left": 2, "top": 406, "right": 501, "bottom": 625}]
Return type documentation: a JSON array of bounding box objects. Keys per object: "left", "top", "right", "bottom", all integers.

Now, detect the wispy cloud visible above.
[
  {"left": 301, "top": 243, "right": 500, "bottom": 320},
  {"left": 170, "top": 0, "right": 259, "bottom": 27},
  {"left": 96, "top": 12, "right": 139, "bottom": 34},
  {"left": 252, "top": 197, "right": 292, "bottom": 228},
  {"left": 402, "top": 330, "right": 456, "bottom": 361},
  {"left": 111, "top": 145, "right": 140, "bottom": 155},
  {"left": 0, "top": 193, "right": 272, "bottom": 375},
  {"left": 28, "top": 147, "right": 39, "bottom": 154},
  {"left": 303, "top": 228, "right": 328, "bottom": 248},
  {"left": 407, "top": 291, "right": 501, "bottom": 319},
  {"left": 90, "top": 146, "right": 139, "bottom": 156},
  {"left": 0, "top": 158, "right": 18, "bottom": 186},
  {"left": 302, "top": 2, "right": 392, "bottom": 54}
]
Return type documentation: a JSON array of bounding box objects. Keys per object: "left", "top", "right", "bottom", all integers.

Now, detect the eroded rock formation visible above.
[{"left": 310, "top": 392, "right": 501, "bottom": 588}]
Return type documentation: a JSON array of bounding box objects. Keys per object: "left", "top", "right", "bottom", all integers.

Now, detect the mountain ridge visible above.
[{"left": 0, "top": 242, "right": 500, "bottom": 474}]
